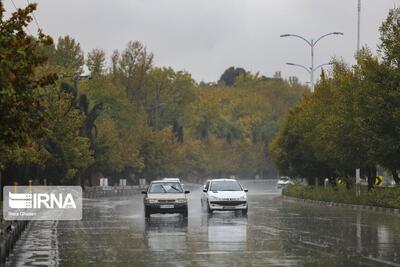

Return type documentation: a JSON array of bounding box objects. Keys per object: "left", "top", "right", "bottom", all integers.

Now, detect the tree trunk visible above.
[
  {"left": 367, "top": 165, "right": 377, "bottom": 191},
  {"left": 345, "top": 176, "right": 352, "bottom": 190},
  {"left": 391, "top": 169, "right": 400, "bottom": 185},
  {"left": 0, "top": 171, "right": 2, "bottom": 203}
]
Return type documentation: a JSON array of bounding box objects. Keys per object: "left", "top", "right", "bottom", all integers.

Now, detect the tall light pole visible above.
[
  {"left": 280, "top": 32, "right": 344, "bottom": 92},
  {"left": 357, "top": 0, "right": 361, "bottom": 52},
  {"left": 286, "top": 62, "right": 333, "bottom": 82}
]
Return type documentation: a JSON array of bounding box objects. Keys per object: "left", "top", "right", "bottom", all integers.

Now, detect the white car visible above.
[
  {"left": 277, "top": 176, "right": 294, "bottom": 188},
  {"left": 201, "top": 179, "right": 248, "bottom": 215}
]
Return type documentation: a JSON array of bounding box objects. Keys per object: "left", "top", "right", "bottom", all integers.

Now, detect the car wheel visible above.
[
  {"left": 145, "top": 208, "right": 151, "bottom": 218},
  {"left": 207, "top": 203, "right": 213, "bottom": 214}
]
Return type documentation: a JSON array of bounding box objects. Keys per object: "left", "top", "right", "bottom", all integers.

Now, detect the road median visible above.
[{"left": 282, "top": 184, "right": 400, "bottom": 215}]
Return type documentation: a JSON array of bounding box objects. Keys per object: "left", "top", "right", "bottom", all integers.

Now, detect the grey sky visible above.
[{"left": 4, "top": 0, "right": 399, "bottom": 83}]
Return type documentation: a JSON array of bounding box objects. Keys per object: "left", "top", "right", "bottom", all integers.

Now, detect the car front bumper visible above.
[
  {"left": 209, "top": 201, "right": 247, "bottom": 210},
  {"left": 145, "top": 202, "right": 187, "bottom": 214}
]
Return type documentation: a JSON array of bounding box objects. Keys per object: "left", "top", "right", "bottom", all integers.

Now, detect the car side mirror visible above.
[
  {"left": 141, "top": 191, "right": 147, "bottom": 194},
  {"left": 203, "top": 189, "right": 207, "bottom": 193},
  {"left": 244, "top": 189, "right": 248, "bottom": 192},
  {"left": 184, "top": 190, "right": 190, "bottom": 194}
]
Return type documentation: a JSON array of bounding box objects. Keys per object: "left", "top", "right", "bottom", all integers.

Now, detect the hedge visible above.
[{"left": 282, "top": 184, "right": 400, "bottom": 209}]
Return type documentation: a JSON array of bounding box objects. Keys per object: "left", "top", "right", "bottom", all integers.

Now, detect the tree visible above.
[
  {"left": 218, "top": 67, "right": 246, "bottom": 86},
  {"left": 117, "top": 41, "right": 153, "bottom": 106},
  {"left": 269, "top": 102, "right": 334, "bottom": 185},
  {"left": 143, "top": 68, "right": 196, "bottom": 135},
  {"left": 87, "top": 48, "right": 106, "bottom": 75},
  {"left": 139, "top": 128, "right": 181, "bottom": 179},
  {"left": 379, "top": 8, "right": 400, "bottom": 68},
  {"left": 111, "top": 50, "right": 119, "bottom": 78},
  {"left": 0, "top": 2, "right": 56, "bottom": 168},
  {"left": 375, "top": 9, "right": 400, "bottom": 183},
  {"left": 40, "top": 88, "right": 93, "bottom": 184},
  {"left": 92, "top": 119, "right": 143, "bottom": 182},
  {"left": 51, "top": 35, "right": 84, "bottom": 72}
]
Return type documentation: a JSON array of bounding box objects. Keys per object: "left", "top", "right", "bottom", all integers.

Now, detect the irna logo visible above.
[
  {"left": 9, "top": 192, "right": 77, "bottom": 209},
  {"left": 4, "top": 186, "right": 82, "bottom": 221}
]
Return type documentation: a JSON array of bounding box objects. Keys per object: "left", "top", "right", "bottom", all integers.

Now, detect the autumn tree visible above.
[
  {"left": 117, "top": 41, "right": 153, "bottom": 106},
  {"left": 87, "top": 48, "right": 106, "bottom": 75},
  {"left": 48, "top": 35, "right": 85, "bottom": 72},
  {"left": 0, "top": 2, "right": 56, "bottom": 168}
]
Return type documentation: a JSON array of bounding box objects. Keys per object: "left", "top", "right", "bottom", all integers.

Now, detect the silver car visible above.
[{"left": 142, "top": 180, "right": 190, "bottom": 218}]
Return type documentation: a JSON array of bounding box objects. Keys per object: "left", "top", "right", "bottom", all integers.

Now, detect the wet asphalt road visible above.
[{"left": 6, "top": 181, "right": 400, "bottom": 266}]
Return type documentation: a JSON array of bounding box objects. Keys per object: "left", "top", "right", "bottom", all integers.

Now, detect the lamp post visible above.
[
  {"left": 280, "top": 32, "right": 343, "bottom": 92},
  {"left": 286, "top": 62, "right": 333, "bottom": 79},
  {"left": 357, "top": 0, "right": 361, "bottom": 52}
]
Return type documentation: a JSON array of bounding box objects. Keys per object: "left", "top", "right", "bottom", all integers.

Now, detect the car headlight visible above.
[
  {"left": 209, "top": 195, "right": 220, "bottom": 201},
  {"left": 239, "top": 195, "right": 247, "bottom": 201},
  {"left": 176, "top": 199, "right": 187, "bottom": 203},
  {"left": 147, "top": 199, "right": 158, "bottom": 203}
]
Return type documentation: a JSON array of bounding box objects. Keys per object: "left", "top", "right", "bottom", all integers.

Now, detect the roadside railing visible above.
[
  {"left": 83, "top": 185, "right": 141, "bottom": 199},
  {"left": 0, "top": 219, "right": 29, "bottom": 264}
]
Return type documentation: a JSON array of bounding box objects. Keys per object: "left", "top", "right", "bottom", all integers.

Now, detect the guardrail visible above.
[
  {"left": 0, "top": 220, "right": 29, "bottom": 264},
  {"left": 84, "top": 186, "right": 142, "bottom": 199}
]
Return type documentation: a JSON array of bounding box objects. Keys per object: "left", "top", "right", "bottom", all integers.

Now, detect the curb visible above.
[
  {"left": 0, "top": 220, "right": 29, "bottom": 264},
  {"left": 282, "top": 195, "right": 400, "bottom": 216}
]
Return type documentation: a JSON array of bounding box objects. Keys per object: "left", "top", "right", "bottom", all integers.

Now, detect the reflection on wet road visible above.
[{"left": 6, "top": 182, "right": 400, "bottom": 266}]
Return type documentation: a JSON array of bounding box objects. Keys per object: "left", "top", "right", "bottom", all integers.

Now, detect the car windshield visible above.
[
  {"left": 148, "top": 182, "right": 183, "bottom": 193},
  {"left": 210, "top": 181, "right": 242, "bottom": 191}
]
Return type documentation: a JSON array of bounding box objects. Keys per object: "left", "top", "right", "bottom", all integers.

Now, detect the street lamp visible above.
[
  {"left": 286, "top": 62, "right": 333, "bottom": 80},
  {"left": 280, "top": 32, "right": 343, "bottom": 92},
  {"left": 357, "top": 0, "right": 361, "bottom": 52}
]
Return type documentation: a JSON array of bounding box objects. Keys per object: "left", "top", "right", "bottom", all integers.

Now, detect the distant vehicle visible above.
[
  {"left": 142, "top": 180, "right": 190, "bottom": 218},
  {"left": 277, "top": 176, "right": 294, "bottom": 188},
  {"left": 201, "top": 178, "right": 248, "bottom": 215}
]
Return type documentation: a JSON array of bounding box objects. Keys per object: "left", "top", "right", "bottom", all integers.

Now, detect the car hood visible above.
[
  {"left": 147, "top": 193, "right": 186, "bottom": 199},
  {"left": 208, "top": 191, "right": 246, "bottom": 199}
]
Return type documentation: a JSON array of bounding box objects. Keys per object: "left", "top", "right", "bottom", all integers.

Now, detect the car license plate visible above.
[
  {"left": 222, "top": 206, "right": 230, "bottom": 209},
  {"left": 160, "top": 205, "right": 174, "bottom": 209}
]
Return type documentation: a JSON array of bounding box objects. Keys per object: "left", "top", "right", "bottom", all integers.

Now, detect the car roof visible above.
[
  {"left": 151, "top": 180, "right": 181, "bottom": 184},
  {"left": 162, "top": 178, "right": 180, "bottom": 181},
  {"left": 209, "top": 178, "right": 238, "bottom": 182}
]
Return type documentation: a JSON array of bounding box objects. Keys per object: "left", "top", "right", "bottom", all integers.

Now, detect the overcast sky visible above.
[{"left": 4, "top": 0, "right": 399, "bottom": 83}]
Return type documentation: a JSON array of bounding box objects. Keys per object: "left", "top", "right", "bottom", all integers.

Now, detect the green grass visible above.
[{"left": 282, "top": 184, "right": 400, "bottom": 209}]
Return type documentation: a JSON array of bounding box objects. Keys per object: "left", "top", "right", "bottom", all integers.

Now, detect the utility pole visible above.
[{"left": 355, "top": 0, "right": 362, "bottom": 196}]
